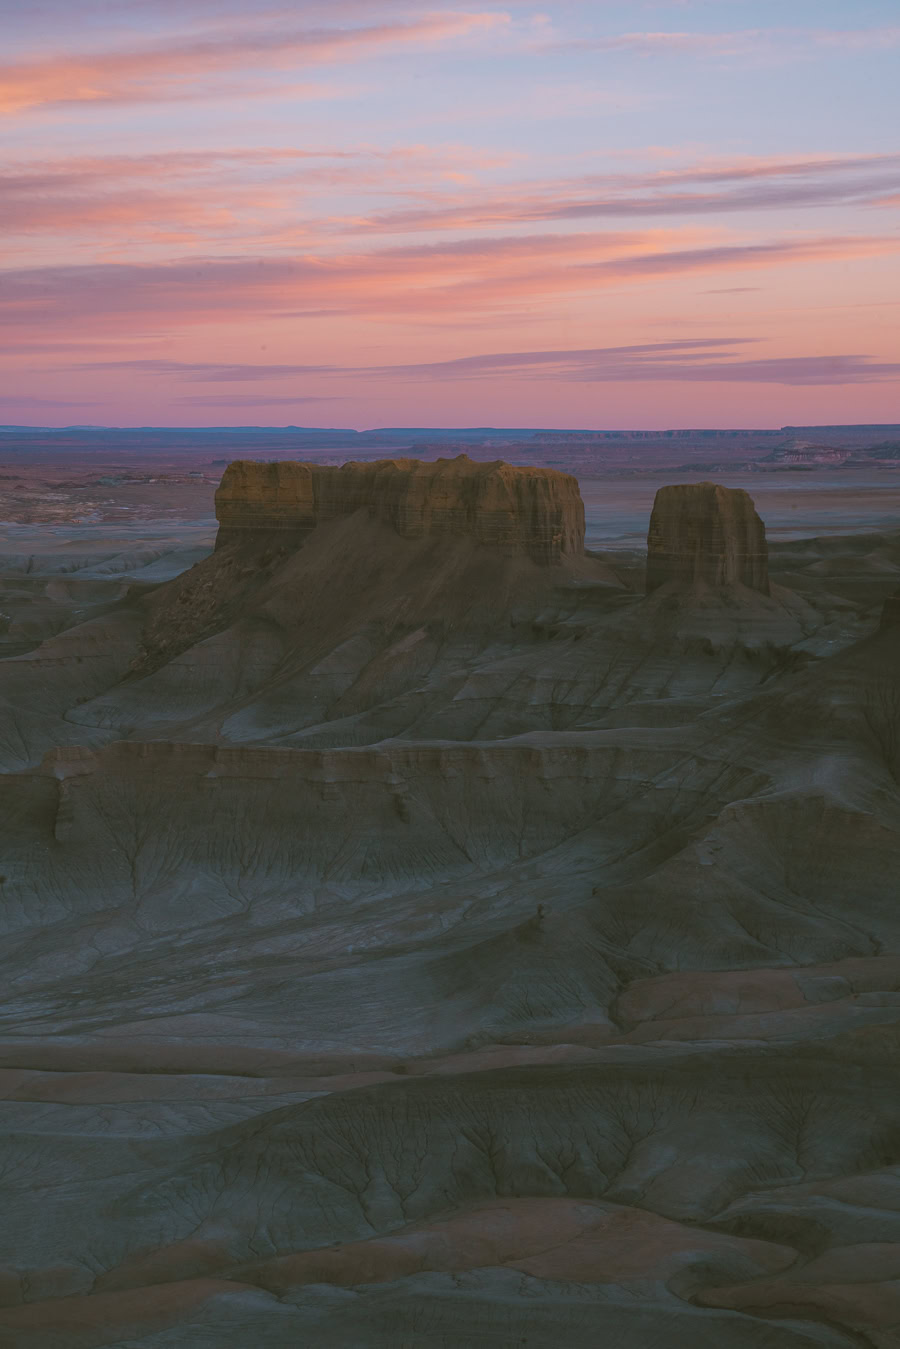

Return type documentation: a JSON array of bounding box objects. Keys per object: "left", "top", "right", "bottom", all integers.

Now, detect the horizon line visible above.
[{"left": 4, "top": 422, "right": 900, "bottom": 436}]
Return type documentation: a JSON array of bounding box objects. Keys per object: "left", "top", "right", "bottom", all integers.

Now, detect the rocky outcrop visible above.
[
  {"left": 646, "top": 482, "right": 769, "bottom": 594},
  {"left": 214, "top": 455, "right": 585, "bottom": 564},
  {"left": 881, "top": 588, "right": 900, "bottom": 629}
]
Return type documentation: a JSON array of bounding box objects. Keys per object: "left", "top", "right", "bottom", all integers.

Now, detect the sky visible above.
[{"left": 1, "top": 0, "right": 899, "bottom": 429}]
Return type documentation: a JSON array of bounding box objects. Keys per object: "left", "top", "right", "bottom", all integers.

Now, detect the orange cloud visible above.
[
  {"left": 5, "top": 148, "right": 896, "bottom": 283},
  {"left": 0, "top": 12, "right": 509, "bottom": 113},
  {"left": 0, "top": 144, "right": 510, "bottom": 242},
  {"left": 3, "top": 231, "right": 897, "bottom": 338}
]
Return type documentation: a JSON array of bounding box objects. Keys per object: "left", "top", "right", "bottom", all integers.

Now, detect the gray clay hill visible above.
[{"left": 0, "top": 455, "right": 899, "bottom": 1347}]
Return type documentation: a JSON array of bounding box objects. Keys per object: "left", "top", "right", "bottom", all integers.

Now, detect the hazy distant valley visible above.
[{"left": 3, "top": 422, "right": 900, "bottom": 539}]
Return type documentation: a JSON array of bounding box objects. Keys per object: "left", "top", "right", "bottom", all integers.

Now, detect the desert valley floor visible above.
[{"left": 0, "top": 457, "right": 899, "bottom": 1348}]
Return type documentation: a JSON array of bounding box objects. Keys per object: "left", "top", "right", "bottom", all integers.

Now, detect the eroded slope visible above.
[{"left": 0, "top": 466, "right": 899, "bottom": 1348}]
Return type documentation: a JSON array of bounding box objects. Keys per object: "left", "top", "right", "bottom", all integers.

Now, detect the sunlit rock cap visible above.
[{"left": 215, "top": 454, "right": 585, "bottom": 565}]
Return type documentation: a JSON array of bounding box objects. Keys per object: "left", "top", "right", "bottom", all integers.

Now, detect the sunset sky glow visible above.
[{"left": 2, "top": 0, "right": 899, "bottom": 428}]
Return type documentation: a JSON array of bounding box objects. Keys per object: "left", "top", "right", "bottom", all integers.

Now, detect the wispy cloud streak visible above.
[
  {"left": 77, "top": 339, "right": 900, "bottom": 387},
  {"left": 544, "top": 26, "right": 900, "bottom": 57},
  {"left": 0, "top": 144, "right": 507, "bottom": 238},
  {"left": 4, "top": 232, "right": 894, "bottom": 332},
  {"left": 0, "top": 11, "right": 508, "bottom": 113},
  {"left": 355, "top": 153, "right": 900, "bottom": 232}
]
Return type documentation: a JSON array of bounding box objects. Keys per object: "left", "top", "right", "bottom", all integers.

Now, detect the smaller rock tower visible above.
[{"left": 646, "top": 482, "right": 769, "bottom": 595}]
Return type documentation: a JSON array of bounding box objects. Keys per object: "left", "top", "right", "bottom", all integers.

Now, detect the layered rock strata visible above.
[
  {"left": 214, "top": 454, "right": 585, "bottom": 564},
  {"left": 646, "top": 481, "right": 769, "bottom": 594}
]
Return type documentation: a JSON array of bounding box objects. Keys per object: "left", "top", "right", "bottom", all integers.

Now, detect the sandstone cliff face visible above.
[
  {"left": 215, "top": 455, "right": 585, "bottom": 564},
  {"left": 646, "top": 482, "right": 769, "bottom": 594}
]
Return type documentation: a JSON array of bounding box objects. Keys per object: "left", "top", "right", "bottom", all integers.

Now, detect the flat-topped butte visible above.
[
  {"left": 215, "top": 454, "right": 585, "bottom": 565},
  {"left": 647, "top": 481, "right": 770, "bottom": 594}
]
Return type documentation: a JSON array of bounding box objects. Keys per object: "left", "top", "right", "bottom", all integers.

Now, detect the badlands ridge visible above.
[{"left": 0, "top": 455, "right": 899, "bottom": 1347}]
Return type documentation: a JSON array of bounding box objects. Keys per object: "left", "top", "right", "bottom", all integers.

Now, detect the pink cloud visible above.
[
  {"left": 5, "top": 147, "right": 896, "bottom": 275},
  {"left": 3, "top": 231, "right": 897, "bottom": 336},
  {"left": 0, "top": 11, "right": 509, "bottom": 113},
  {"left": 0, "top": 144, "right": 508, "bottom": 239},
  {"left": 348, "top": 152, "right": 900, "bottom": 232}
]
